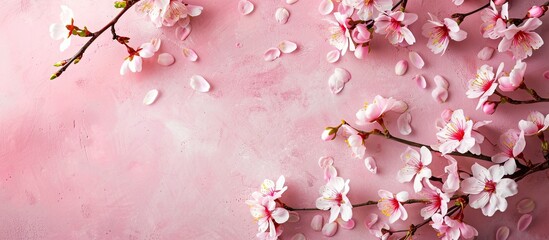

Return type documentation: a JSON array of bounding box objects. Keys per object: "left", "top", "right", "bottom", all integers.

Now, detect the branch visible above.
[
  {"left": 495, "top": 91, "right": 549, "bottom": 105},
  {"left": 50, "top": 0, "right": 141, "bottom": 80},
  {"left": 451, "top": 1, "right": 490, "bottom": 23},
  {"left": 283, "top": 198, "right": 429, "bottom": 212}
]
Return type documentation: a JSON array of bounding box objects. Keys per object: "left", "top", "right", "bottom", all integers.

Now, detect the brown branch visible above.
[
  {"left": 283, "top": 198, "right": 429, "bottom": 212},
  {"left": 451, "top": 1, "right": 490, "bottom": 23},
  {"left": 495, "top": 91, "right": 549, "bottom": 105}
]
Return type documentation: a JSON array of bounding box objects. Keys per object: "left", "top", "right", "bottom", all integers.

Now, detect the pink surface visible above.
[{"left": 1, "top": 0, "right": 549, "bottom": 239}]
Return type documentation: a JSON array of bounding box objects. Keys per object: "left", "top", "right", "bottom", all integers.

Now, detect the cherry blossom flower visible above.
[
  {"left": 492, "top": 129, "right": 526, "bottom": 174},
  {"left": 259, "top": 175, "right": 288, "bottom": 200},
  {"left": 498, "top": 18, "right": 544, "bottom": 60},
  {"left": 436, "top": 109, "right": 477, "bottom": 155},
  {"left": 480, "top": 1, "right": 508, "bottom": 39},
  {"left": 49, "top": 5, "right": 75, "bottom": 52},
  {"left": 466, "top": 63, "right": 504, "bottom": 110},
  {"left": 498, "top": 60, "right": 526, "bottom": 92},
  {"left": 374, "top": 11, "right": 419, "bottom": 45},
  {"left": 120, "top": 42, "right": 157, "bottom": 75},
  {"left": 356, "top": 95, "right": 408, "bottom": 125},
  {"left": 246, "top": 197, "right": 290, "bottom": 238},
  {"left": 420, "top": 180, "right": 450, "bottom": 219},
  {"left": 351, "top": 24, "right": 372, "bottom": 44},
  {"left": 397, "top": 146, "right": 433, "bottom": 193},
  {"left": 377, "top": 190, "right": 409, "bottom": 223},
  {"left": 341, "top": 125, "right": 367, "bottom": 159},
  {"left": 136, "top": 0, "right": 203, "bottom": 27},
  {"left": 461, "top": 163, "right": 518, "bottom": 216},
  {"left": 328, "top": 12, "right": 354, "bottom": 55},
  {"left": 256, "top": 225, "right": 283, "bottom": 240},
  {"left": 365, "top": 213, "right": 391, "bottom": 240},
  {"left": 342, "top": 0, "right": 392, "bottom": 21},
  {"left": 422, "top": 13, "right": 467, "bottom": 55},
  {"left": 431, "top": 213, "right": 478, "bottom": 240},
  {"left": 518, "top": 111, "right": 549, "bottom": 136},
  {"left": 442, "top": 156, "right": 460, "bottom": 194},
  {"left": 316, "top": 176, "right": 353, "bottom": 223},
  {"left": 452, "top": 0, "right": 464, "bottom": 6}
]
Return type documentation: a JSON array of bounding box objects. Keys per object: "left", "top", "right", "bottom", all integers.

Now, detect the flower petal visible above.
[
  {"left": 143, "top": 89, "right": 159, "bottom": 105},
  {"left": 434, "top": 75, "right": 449, "bottom": 89},
  {"left": 496, "top": 226, "right": 510, "bottom": 240},
  {"left": 190, "top": 75, "right": 211, "bottom": 93},
  {"left": 157, "top": 53, "right": 175, "bottom": 66},
  {"left": 477, "top": 46, "right": 495, "bottom": 61},
  {"left": 318, "top": 0, "right": 334, "bottom": 15},
  {"left": 397, "top": 112, "right": 412, "bottom": 135},
  {"left": 311, "top": 214, "right": 324, "bottom": 231},
  {"left": 408, "top": 51, "right": 425, "bottom": 69},
  {"left": 263, "top": 48, "right": 281, "bottom": 61},
  {"left": 278, "top": 40, "right": 298, "bottom": 53},
  {"left": 413, "top": 74, "right": 427, "bottom": 89},
  {"left": 431, "top": 87, "right": 449, "bottom": 103},
  {"left": 517, "top": 214, "right": 532, "bottom": 231},
  {"left": 275, "top": 7, "right": 290, "bottom": 24},
  {"left": 364, "top": 156, "right": 377, "bottom": 174},
  {"left": 182, "top": 48, "right": 199, "bottom": 62},
  {"left": 326, "top": 50, "right": 341, "bottom": 63},
  {"left": 175, "top": 25, "right": 192, "bottom": 41},
  {"left": 395, "top": 60, "right": 408, "bottom": 76},
  {"left": 322, "top": 221, "right": 338, "bottom": 237},
  {"left": 238, "top": 0, "right": 254, "bottom": 15}
]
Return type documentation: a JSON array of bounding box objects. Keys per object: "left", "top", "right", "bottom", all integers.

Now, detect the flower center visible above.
[
  {"left": 389, "top": 18, "right": 402, "bottom": 31},
  {"left": 335, "top": 193, "right": 343, "bottom": 206},
  {"left": 512, "top": 31, "right": 532, "bottom": 48},
  {"left": 484, "top": 180, "right": 497, "bottom": 194}
]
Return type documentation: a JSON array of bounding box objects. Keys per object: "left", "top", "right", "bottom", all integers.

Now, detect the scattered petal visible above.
[
  {"left": 328, "top": 68, "right": 351, "bottom": 94},
  {"left": 322, "top": 221, "right": 338, "bottom": 237},
  {"left": 395, "top": 60, "right": 408, "bottom": 76},
  {"left": 143, "top": 89, "right": 159, "bottom": 105},
  {"left": 334, "top": 68, "right": 351, "bottom": 82},
  {"left": 182, "top": 48, "right": 198, "bottom": 62},
  {"left": 517, "top": 198, "right": 535, "bottom": 214},
  {"left": 434, "top": 75, "right": 449, "bottom": 89},
  {"left": 278, "top": 40, "right": 298, "bottom": 53},
  {"left": 413, "top": 74, "right": 427, "bottom": 89},
  {"left": 337, "top": 218, "right": 356, "bottom": 230},
  {"left": 238, "top": 0, "right": 254, "bottom": 15},
  {"left": 190, "top": 75, "right": 210, "bottom": 93},
  {"left": 157, "top": 53, "right": 175, "bottom": 66},
  {"left": 286, "top": 0, "right": 299, "bottom": 4},
  {"left": 275, "top": 7, "right": 290, "bottom": 24},
  {"left": 319, "top": 0, "right": 334, "bottom": 15},
  {"left": 150, "top": 38, "right": 162, "bottom": 52},
  {"left": 311, "top": 215, "right": 324, "bottom": 231},
  {"left": 477, "top": 47, "right": 495, "bottom": 61},
  {"left": 432, "top": 87, "right": 449, "bottom": 103},
  {"left": 517, "top": 214, "right": 532, "bottom": 231},
  {"left": 264, "top": 48, "right": 281, "bottom": 61},
  {"left": 408, "top": 51, "right": 425, "bottom": 69},
  {"left": 397, "top": 112, "right": 412, "bottom": 135},
  {"left": 288, "top": 211, "right": 301, "bottom": 223},
  {"left": 291, "top": 233, "right": 306, "bottom": 240},
  {"left": 326, "top": 50, "right": 341, "bottom": 63},
  {"left": 318, "top": 156, "right": 334, "bottom": 168},
  {"left": 175, "top": 26, "right": 192, "bottom": 41},
  {"left": 496, "top": 226, "right": 510, "bottom": 240},
  {"left": 544, "top": 70, "right": 549, "bottom": 79},
  {"left": 364, "top": 157, "right": 377, "bottom": 174}
]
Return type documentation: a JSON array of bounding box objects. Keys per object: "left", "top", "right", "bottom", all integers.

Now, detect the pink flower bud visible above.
[
  {"left": 354, "top": 44, "right": 369, "bottom": 59},
  {"left": 527, "top": 6, "right": 545, "bottom": 18},
  {"left": 482, "top": 101, "right": 497, "bottom": 115},
  {"left": 441, "top": 109, "right": 453, "bottom": 122},
  {"left": 351, "top": 24, "right": 371, "bottom": 44},
  {"left": 494, "top": 0, "right": 507, "bottom": 6},
  {"left": 321, "top": 127, "right": 337, "bottom": 141}
]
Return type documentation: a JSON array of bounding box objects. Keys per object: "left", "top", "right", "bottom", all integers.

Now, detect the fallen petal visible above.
[
  {"left": 397, "top": 112, "right": 412, "bottom": 135},
  {"left": 190, "top": 75, "right": 210, "bottom": 93},
  {"left": 157, "top": 53, "right": 175, "bottom": 66},
  {"left": 182, "top": 48, "right": 198, "bottom": 62},
  {"left": 477, "top": 46, "right": 495, "bottom": 61},
  {"left": 328, "top": 74, "right": 344, "bottom": 94},
  {"left": 517, "top": 198, "right": 535, "bottom": 214},
  {"left": 337, "top": 218, "right": 356, "bottom": 230},
  {"left": 286, "top": 0, "right": 299, "bottom": 4},
  {"left": 496, "top": 226, "right": 510, "bottom": 240},
  {"left": 318, "top": 0, "right": 334, "bottom": 15},
  {"left": 334, "top": 68, "right": 351, "bottom": 83},
  {"left": 434, "top": 75, "right": 449, "bottom": 89},
  {"left": 238, "top": 0, "right": 254, "bottom": 15},
  {"left": 326, "top": 50, "right": 340, "bottom": 63},
  {"left": 432, "top": 87, "right": 449, "bottom": 103},
  {"left": 175, "top": 25, "right": 192, "bottom": 41},
  {"left": 291, "top": 233, "right": 306, "bottom": 240},
  {"left": 150, "top": 38, "right": 161, "bottom": 52},
  {"left": 288, "top": 211, "right": 300, "bottom": 223},
  {"left": 408, "top": 51, "right": 425, "bottom": 69},
  {"left": 517, "top": 214, "right": 532, "bottom": 231},
  {"left": 275, "top": 7, "right": 290, "bottom": 24},
  {"left": 143, "top": 89, "right": 159, "bottom": 105},
  {"left": 264, "top": 48, "right": 281, "bottom": 61},
  {"left": 318, "top": 156, "right": 334, "bottom": 168},
  {"left": 395, "top": 60, "right": 408, "bottom": 76},
  {"left": 544, "top": 70, "right": 549, "bottom": 79},
  {"left": 322, "top": 221, "right": 338, "bottom": 237},
  {"left": 364, "top": 157, "right": 377, "bottom": 174},
  {"left": 311, "top": 215, "right": 324, "bottom": 231},
  {"left": 413, "top": 74, "right": 427, "bottom": 89},
  {"left": 278, "top": 40, "right": 298, "bottom": 53}
]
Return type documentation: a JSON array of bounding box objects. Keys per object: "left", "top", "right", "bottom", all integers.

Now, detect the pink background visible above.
[{"left": 1, "top": 0, "right": 549, "bottom": 239}]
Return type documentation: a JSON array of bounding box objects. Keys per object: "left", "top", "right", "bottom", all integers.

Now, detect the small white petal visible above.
[
  {"left": 334, "top": 68, "right": 351, "bottom": 82},
  {"left": 238, "top": 0, "right": 254, "bottom": 15},
  {"left": 397, "top": 112, "right": 412, "bottom": 135},
  {"left": 434, "top": 75, "right": 449, "bottom": 89},
  {"left": 278, "top": 40, "right": 298, "bottom": 53},
  {"left": 395, "top": 60, "right": 408, "bottom": 76},
  {"left": 275, "top": 7, "right": 290, "bottom": 24},
  {"left": 182, "top": 48, "right": 198, "bottom": 62},
  {"left": 311, "top": 215, "right": 324, "bottom": 231},
  {"left": 143, "top": 89, "right": 159, "bottom": 105},
  {"left": 286, "top": 0, "right": 299, "bottom": 4},
  {"left": 517, "top": 198, "right": 535, "bottom": 214},
  {"left": 318, "top": 0, "right": 334, "bottom": 15},
  {"left": 291, "top": 233, "right": 306, "bottom": 240},
  {"left": 408, "top": 51, "right": 425, "bottom": 69},
  {"left": 413, "top": 74, "right": 427, "bottom": 89},
  {"left": 175, "top": 25, "right": 192, "bottom": 41},
  {"left": 432, "top": 87, "right": 449, "bottom": 103},
  {"left": 150, "top": 38, "right": 162, "bottom": 52},
  {"left": 190, "top": 75, "right": 211, "bottom": 93},
  {"left": 318, "top": 156, "right": 334, "bottom": 168},
  {"left": 477, "top": 47, "right": 495, "bottom": 61},
  {"left": 322, "top": 221, "right": 338, "bottom": 237},
  {"left": 326, "top": 50, "right": 341, "bottom": 63},
  {"left": 364, "top": 157, "right": 377, "bottom": 174},
  {"left": 157, "top": 53, "right": 175, "bottom": 66},
  {"left": 264, "top": 48, "right": 281, "bottom": 61},
  {"left": 496, "top": 226, "right": 510, "bottom": 240},
  {"left": 517, "top": 214, "right": 532, "bottom": 231},
  {"left": 287, "top": 211, "right": 300, "bottom": 223}
]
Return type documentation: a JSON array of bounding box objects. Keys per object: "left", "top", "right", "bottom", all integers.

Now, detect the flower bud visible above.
[
  {"left": 114, "top": 1, "right": 127, "bottom": 8},
  {"left": 482, "top": 101, "right": 497, "bottom": 115},
  {"left": 494, "top": 0, "right": 507, "bottom": 6},
  {"left": 321, "top": 127, "right": 338, "bottom": 141},
  {"left": 527, "top": 6, "right": 545, "bottom": 18}
]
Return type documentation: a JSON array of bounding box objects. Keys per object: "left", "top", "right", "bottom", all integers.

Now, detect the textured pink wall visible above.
[{"left": 0, "top": 0, "right": 548, "bottom": 239}]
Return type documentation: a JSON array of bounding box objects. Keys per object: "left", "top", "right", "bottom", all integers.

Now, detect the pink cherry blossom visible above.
[
  {"left": 397, "top": 146, "right": 433, "bottom": 193},
  {"left": 246, "top": 197, "right": 290, "bottom": 238},
  {"left": 342, "top": 0, "right": 392, "bottom": 21},
  {"left": 374, "top": 11, "right": 419, "bottom": 45},
  {"left": 316, "top": 176, "right": 353, "bottom": 223},
  {"left": 351, "top": 24, "right": 371, "bottom": 44},
  {"left": 498, "top": 60, "right": 526, "bottom": 92},
  {"left": 136, "top": 0, "right": 203, "bottom": 27},
  {"left": 527, "top": 5, "right": 546, "bottom": 18},
  {"left": 328, "top": 12, "right": 354, "bottom": 55},
  {"left": 49, "top": 5, "right": 75, "bottom": 52},
  {"left": 498, "top": 18, "right": 544, "bottom": 60},
  {"left": 377, "top": 190, "right": 409, "bottom": 223},
  {"left": 480, "top": 1, "right": 508, "bottom": 39},
  {"left": 431, "top": 213, "right": 478, "bottom": 240},
  {"left": 341, "top": 125, "right": 367, "bottom": 159},
  {"left": 492, "top": 129, "right": 526, "bottom": 174},
  {"left": 461, "top": 163, "right": 518, "bottom": 216},
  {"left": 420, "top": 180, "right": 450, "bottom": 219},
  {"left": 466, "top": 63, "right": 504, "bottom": 110},
  {"left": 120, "top": 42, "right": 157, "bottom": 75},
  {"left": 256, "top": 225, "right": 283, "bottom": 240},
  {"left": 422, "top": 13, "right": 467, "bottom": 55},
  {"left": 442, "top": 156, "right": 460, "bottom": 194},
  {"left": 518, "top": 111, "right": 549, "bottom": 136},
  {"left": 356, "top": 95, "right": 408, "bottom": 125},
  {"left": 259, "top": 175, "right": 288, "bottom": 200},
  {"left": 436, "top": 109, "right": 477, "bottom": 155},
  {"left": 365, "top": 213, "right": 391, "bottom": 240}
]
